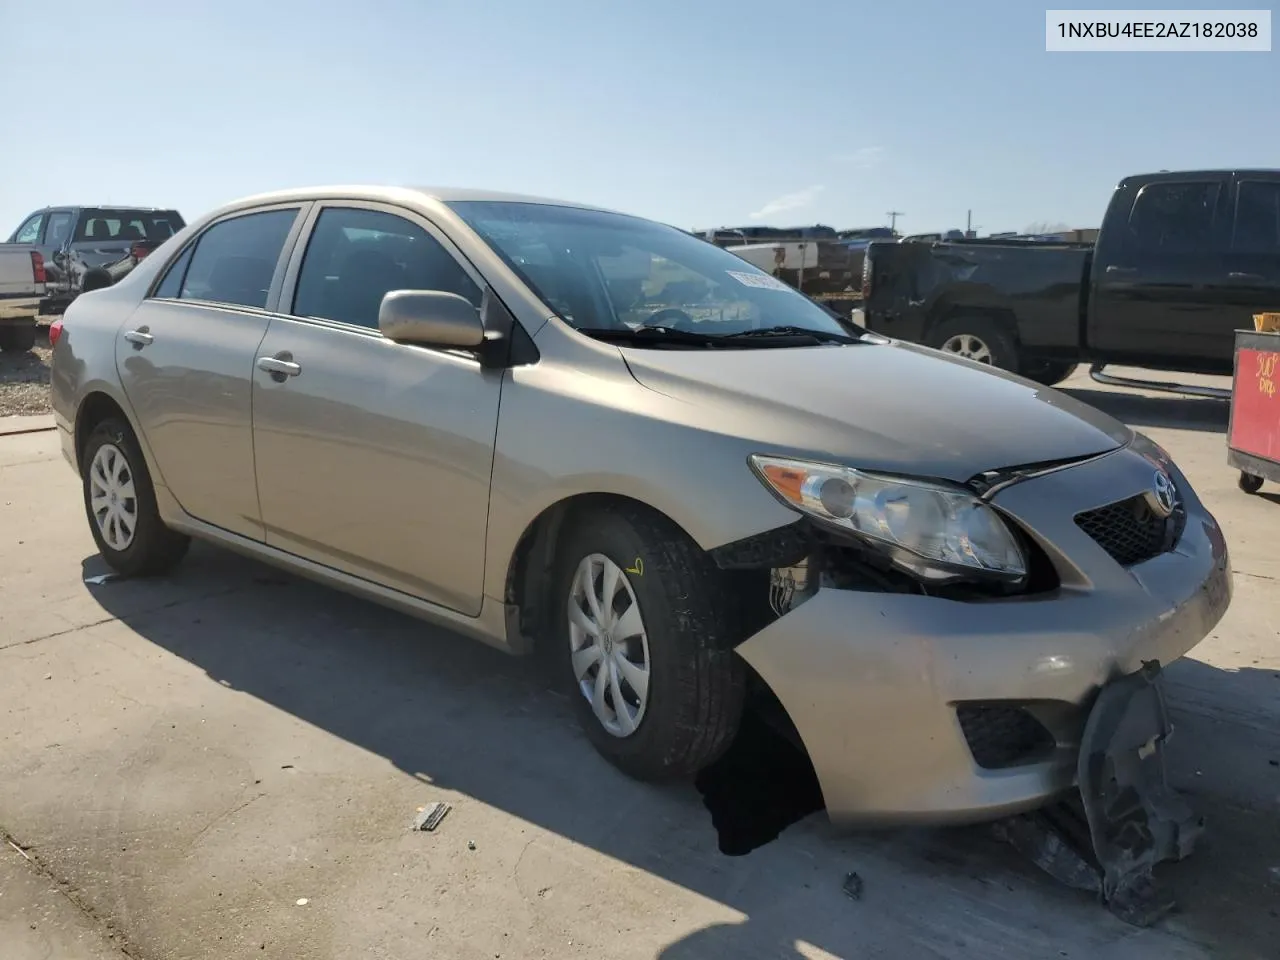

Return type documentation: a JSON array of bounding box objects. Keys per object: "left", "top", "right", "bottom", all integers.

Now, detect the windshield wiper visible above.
[
  {"left": 723, "top": 325, "right": 864, "bottom": 344},
  {"left": 577, "top": 325, "right": 724, "bottom": 345},
  {"left": 578, "top": 324, "right": 865, "bottom": 348}
]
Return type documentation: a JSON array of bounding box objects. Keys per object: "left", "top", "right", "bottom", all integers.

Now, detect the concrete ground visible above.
[{"left": 1, "top": 367, "right": 1278, "bottom": 960}]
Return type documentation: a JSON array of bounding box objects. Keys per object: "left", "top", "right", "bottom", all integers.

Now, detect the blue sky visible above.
[{"left": 3, "top": 1, "right": 1276, "bottom": 236}]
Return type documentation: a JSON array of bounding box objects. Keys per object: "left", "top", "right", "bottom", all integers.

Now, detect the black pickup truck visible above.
[
  {"left": 3, "top": 206, "right": 185, "bottom": 314},
  {"left": 862, "top": 169, "right": 1280, "bottom": 386}
]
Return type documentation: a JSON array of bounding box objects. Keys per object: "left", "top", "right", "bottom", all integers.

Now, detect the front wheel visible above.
[
  {"left": 553, "top": 506, "right": 746, "bottom": 781},
  {"left": 81, "top": 417, "right": 191, "bottom": 577}
]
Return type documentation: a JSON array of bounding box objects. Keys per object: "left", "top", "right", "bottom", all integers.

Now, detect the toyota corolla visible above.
[{"left": 50, "top": 186, "right": 1231, "bottom": 835}]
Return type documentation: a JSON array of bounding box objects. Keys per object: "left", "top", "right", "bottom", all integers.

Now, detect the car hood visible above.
[{"left": 619, "top": 339, "right": 1131, "bottom": 483}]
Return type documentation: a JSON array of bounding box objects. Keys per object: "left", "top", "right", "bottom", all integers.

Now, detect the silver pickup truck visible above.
[{"left": 0, "top": 246, "right": 46, "bottom": 353}]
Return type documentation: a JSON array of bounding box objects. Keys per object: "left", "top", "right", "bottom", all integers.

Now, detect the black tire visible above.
[
  {"left": 928, "top": 313, "right": 1020, "bottom": 372},
  {"left": 552, "top": 504, "right": 746, "bottom": 782},
  {"left": 81, "top": 416, "right": 190, "bottom": 577},
  {"left": 1021, "top": 359, "right": 1079, "bottom": 387},
  {"left": 80, "top": 269, "right": 113, "bottom": 294},
  {"left": 1239, "top": 471, "right": 1265, "bottom": 495},
  {"left": 0, "top": 322, "right": 37, "bottom": 353}
]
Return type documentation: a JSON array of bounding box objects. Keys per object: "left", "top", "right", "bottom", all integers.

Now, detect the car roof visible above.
[
  {"left": 213, "top": 184, "right": 624, "bottom": 218},
  {"left": 34, "top": 205, "right": 178, "bottom": 213},
  {"left": 1121, "top": 169, "right": 1280, "bottom": 185}
]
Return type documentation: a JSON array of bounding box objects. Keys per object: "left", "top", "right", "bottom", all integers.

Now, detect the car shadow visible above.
[
  {"left": 78, "top": 547, "right": 1280, "bottom": 958},
  {"left": 1058, "top": 387, "right": 1230, "bottom": 435}
]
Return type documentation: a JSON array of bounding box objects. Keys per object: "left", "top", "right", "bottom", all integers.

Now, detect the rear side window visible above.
[
  {"left": 1126, "top": 181, "right": 1222, "bottom": 255},
  {"left": 291, "top": 207, "right": 481, "bottom": 330},
  {"left": 74, "top": 209, "right": 185, "bottom": 244},
  {"left": 45, "top": 212, "right": 74, "bottom": 248},
  {"left": 1233, "top": 180, "right": 1280, "bottom": 253},
  {"left": 176, "top": 209, "right": 298, "bottom": 309}
]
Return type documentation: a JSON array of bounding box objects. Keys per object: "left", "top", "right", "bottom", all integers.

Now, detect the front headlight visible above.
[{"left": 750, "top": 455, "right": 1027, "bottom": 583}]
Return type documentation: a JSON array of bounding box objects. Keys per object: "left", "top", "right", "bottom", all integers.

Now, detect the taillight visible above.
[
  {"left": 48, "top": 318, "right": 63, "bottom": 347},
  {"left": 860, "top": 250, "right": 872, "bottom": 301},
  {"left": 130, "top": 242, "right": 150, "bottom": 261},
  {"left": 30, "top": 251, "right": 46, "bottom": 284}
]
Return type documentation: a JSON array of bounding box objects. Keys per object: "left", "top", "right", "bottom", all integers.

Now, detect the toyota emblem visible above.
[{"left": 1146, "top": 470, "right": 1177, "bottom": 518}]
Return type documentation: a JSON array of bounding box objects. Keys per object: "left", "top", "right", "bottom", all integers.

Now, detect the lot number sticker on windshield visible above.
[{"left": 726, "top": 270, "right": 791, "bottom": 291}]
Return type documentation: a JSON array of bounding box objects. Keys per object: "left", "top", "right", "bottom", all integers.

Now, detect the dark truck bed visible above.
[{"left": 862, "top": 169, "right": 1280, "bottom": 386}]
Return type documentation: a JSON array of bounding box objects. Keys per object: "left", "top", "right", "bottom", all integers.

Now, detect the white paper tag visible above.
[{"left": 726, "top": 270, "right": 791, "bottom": 291}]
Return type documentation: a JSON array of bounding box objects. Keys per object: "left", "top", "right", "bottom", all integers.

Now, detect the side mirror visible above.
[{"left": 378, "top": 290, "right": 485, "bottom": 349}]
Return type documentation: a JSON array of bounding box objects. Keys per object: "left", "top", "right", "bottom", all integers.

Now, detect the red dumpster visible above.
[{"left": 1228, "top": 319, "right": 1280, "bottom": 495}]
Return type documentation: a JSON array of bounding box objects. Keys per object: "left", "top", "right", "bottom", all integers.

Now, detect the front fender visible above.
[{"left": 482, "top": 357, "right": 798, "bottom": 603}]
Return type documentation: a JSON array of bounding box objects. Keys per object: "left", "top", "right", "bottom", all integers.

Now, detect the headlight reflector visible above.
[{"left": 751, "top": 455, "right": 1028, "bottom": 581}]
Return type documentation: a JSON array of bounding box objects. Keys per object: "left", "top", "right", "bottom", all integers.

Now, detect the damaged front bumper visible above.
[
  {"left": 994, "top": 660, "right": 1202, "bottom": 925},
  {"left": 734, "top": 443, "right": 1232, "bottom": 827}
]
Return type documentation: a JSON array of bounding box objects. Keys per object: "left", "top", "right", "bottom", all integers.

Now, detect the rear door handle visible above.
[
  {"left": 1229, "top": 271, "right": 1265, "bottom": 281},
  {"left": 123, "top": 328, "right": 153, "bottom": 347},
  {"left": 1105, "top": 265, "right": 1137, "bottom": 275},
  {"left": 257, "top": 355, "right": 301, "bottom": 380}
]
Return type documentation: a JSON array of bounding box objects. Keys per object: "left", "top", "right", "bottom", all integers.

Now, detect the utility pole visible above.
[{"left": 886, "top": 210, "right": 904, "bottom": 232}]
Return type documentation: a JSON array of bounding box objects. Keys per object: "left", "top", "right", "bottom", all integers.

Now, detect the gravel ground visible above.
[{"left": 0, "top": 322, "right": 52, "bottom": 418}]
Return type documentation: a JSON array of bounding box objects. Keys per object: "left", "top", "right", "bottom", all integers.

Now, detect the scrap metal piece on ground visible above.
[
  {"left": 994, "top": 660, "right": 1203, "bottom": 927},
  {"left": 412, "top": 801, "right": 452, "bottom": 832},
  {"left": 841, "top": 871, "right": 863, "bottom": 901}
]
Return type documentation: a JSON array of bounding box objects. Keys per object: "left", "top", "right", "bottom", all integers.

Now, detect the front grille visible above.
[
  {"left": 957, "top": 705, "right": 1055, "bottom": 769},
  {"left": 1074, "top": 494, "right": 1185, "bottom": 567}
]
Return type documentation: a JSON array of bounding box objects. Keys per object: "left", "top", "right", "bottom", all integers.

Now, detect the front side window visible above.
[
  {"left": 1127, "top": 181, "right": 1222, "bottom": 256},
  {"left": 177, "top": 209, "right": 298, "bottom": 309},
  {"left": 448, "top": 201, "right": 851, "bottom": 342},
  {"left": 292, "top": 207, "right": 481, "bottom": 330},
  {"left": 13, "top": 214, "right": 43, "bottom": 244},
  {"left": 1233, "top": 180, "right": 1280, "bottom": 254}
]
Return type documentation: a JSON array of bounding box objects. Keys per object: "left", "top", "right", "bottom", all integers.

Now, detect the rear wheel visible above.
[
  {"left": 929, "top": 314, "right": 1019, "bottom": 372},
  {"left": 81, "top": 417, "right": 190, "bottom": 577},
  {"left": 553, "top": 505, "right": 746, "bottom": 781},
  {"left": 1021, "top": 359, "right": 1079, "bottom": 387},
  {"left": 80, "top": 269, "right": 113, "bottom": 294},
  {"left": 0, "top": 322, "right": 37, "bottom": 353}
]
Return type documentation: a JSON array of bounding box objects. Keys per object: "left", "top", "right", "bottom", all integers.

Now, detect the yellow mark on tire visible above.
[{"left": 624, "top": 557, "right": 644, "bottom": 576}]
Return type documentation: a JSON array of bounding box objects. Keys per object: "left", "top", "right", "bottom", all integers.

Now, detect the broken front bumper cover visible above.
[
  {"left": 994, "top": 660, "right": 1203, "bottom": 926},
  {"left": 734, "top": 444, "right": 1232, "bottom": 826}
]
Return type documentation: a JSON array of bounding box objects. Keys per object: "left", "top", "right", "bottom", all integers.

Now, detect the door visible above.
[
  {"left": 115, "top": 205, "right": 307, "bottom": 540},
  {"left": 251, "top": 203, "right": 503, "bottom": 616},
  {"left": 1223, "top": 178, "right": 1280, "bottom": 336},
  {"left": 1089, "top": 177, "right": 1234, "bottom": 363}
]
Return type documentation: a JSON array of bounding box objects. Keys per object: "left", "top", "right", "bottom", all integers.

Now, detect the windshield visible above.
[{"left": 448, "top": 201, "right": 852, "bottom": 341}]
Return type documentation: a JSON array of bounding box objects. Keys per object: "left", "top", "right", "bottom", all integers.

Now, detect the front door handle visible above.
[
  {"left": 1105, "top": 265, "right": 1137, "bottom": 275},
  {"left": 1228, "top": 271, "right": 1265, "bottom": 281},
  {"left": 257, "top": 355, "right": 301, "bottom": 381},
  {"left": 123, "top": 327, "right": 153, "bottom": 347}
]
